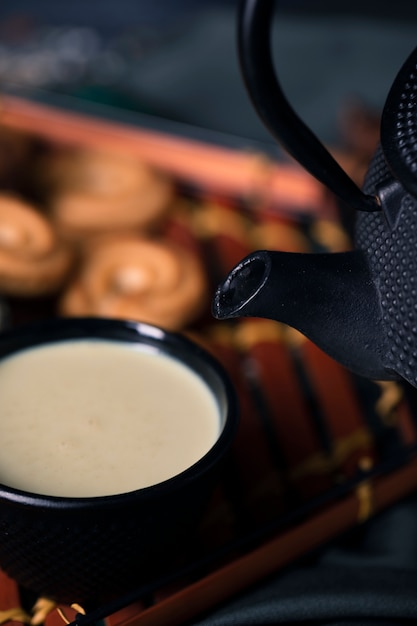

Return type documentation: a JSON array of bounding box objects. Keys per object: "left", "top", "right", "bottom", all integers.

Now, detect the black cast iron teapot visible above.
[{"left": 213, "top": 0, "right": 417, "bottom": 387}]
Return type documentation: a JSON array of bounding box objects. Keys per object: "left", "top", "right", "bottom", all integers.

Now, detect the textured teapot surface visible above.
[{"left": 357, "top": 147, "right": 417, "bottom": 386}]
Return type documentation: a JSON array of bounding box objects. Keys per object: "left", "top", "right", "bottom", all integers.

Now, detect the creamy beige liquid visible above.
[{"left": 0, "top": 339, "right": 221, "bottom": 497}]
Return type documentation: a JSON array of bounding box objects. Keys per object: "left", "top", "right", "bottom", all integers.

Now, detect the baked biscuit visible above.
[
  {"left": 47, "top": 149, "right": 174, "bottom": 238},
  {"left": 0, "top": 194, "right": 73, "bottom": 296},
  {"left": 59, "top": 235, "right": 208, "bottom": 330}
]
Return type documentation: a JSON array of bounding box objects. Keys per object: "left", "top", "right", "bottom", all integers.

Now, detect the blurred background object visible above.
[{"left": 0, "top": 0, "right": 416, "bottom": 156}]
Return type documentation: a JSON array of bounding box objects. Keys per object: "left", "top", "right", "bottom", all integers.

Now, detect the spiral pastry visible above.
[
  {"left": 47, "top": 149, "right": 174, "bottom": 237},
  {"left": 59, "top": 235, "right": 208, "bottom": 330},
  {"left": 0, "top": 194, "right": 73, "bottom": 296}
]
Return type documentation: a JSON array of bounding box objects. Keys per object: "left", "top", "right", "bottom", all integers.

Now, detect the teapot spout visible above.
[{"left": 213, "top": 250, "right": 394, "bottom": 381}]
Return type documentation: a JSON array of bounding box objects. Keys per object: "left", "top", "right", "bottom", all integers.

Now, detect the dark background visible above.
[{"left": 0, "top": 1, "right": 417, "bottom": 153}]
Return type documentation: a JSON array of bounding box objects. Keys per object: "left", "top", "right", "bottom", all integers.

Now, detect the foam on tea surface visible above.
[{"left": 0, "top": 339, "right": 221, "bottom": 497}]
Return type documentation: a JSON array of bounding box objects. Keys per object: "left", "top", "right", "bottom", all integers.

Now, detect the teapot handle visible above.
[{"left": 238, "top": 0, "right": 379, "bottom": 212}]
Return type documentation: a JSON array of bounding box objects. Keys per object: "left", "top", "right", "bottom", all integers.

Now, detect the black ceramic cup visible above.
[{"left": 0, "top": 317, "right": 238, "bottom": 607}]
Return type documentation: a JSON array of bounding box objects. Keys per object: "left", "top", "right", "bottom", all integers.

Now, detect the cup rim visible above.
[{"left": 0, "top": 316, "right": 238, "bottom": 510}]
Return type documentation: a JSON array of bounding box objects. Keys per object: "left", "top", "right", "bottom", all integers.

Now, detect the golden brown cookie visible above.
[
  {"left": 59, "top": 235, "right": 208, "bottom": 330},
  {"left": 47, "top": 149, "right": 175, "bottom": 238},
  {"left": 0, "top": 194, "right": 74, "bottom": 296}
]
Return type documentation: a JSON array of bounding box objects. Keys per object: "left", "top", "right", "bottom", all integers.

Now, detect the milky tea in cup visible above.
[
  {"left": 0, "top": 318, "right": 237, "bottom": 606},
  {"left": 0, "top": 337, "right": 221, "bottom": 498}
]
